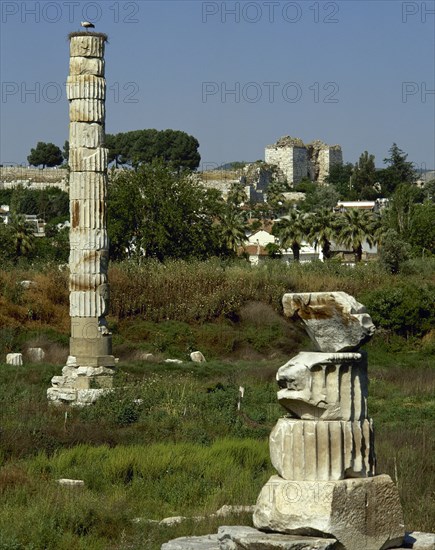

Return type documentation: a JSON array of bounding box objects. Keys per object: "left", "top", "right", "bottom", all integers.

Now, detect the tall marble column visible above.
[{"left": 47, "top": 32, "right": 115, "bottom": 406}]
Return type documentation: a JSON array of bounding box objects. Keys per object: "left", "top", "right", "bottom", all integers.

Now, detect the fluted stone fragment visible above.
[
  {"left": 283, "top": 292, "right": 375, "bottom": 352},
  {"left": 276, "top": 351, "right": 368, "bottom": 420},
  {"left": 270, "top": 418, "right": 376, "bottom": 481}
]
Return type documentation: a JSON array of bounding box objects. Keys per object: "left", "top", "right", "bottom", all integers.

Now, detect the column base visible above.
[{"left": 253, "top": 474, "right": 404, "bottom": 550}]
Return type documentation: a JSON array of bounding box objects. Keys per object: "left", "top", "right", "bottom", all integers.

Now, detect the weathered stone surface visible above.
[
  {"left": 69, "top": 99, "right": 105, "bottom": 123},
  {"left": 69, "top": 56, "right": 104, "bottom": 76},
  {"left": 70, "top": 35, "right": 105, "bottom": 58},
  {"left": 215, "top": 505, "right": 255, "bottom": 517},
  {"left": 276, "top": 352, "right": 368, "bottom": 420},
  {"left": 218, "top": 525, "right": 338, "bottom": 549},
  {"left": 69, "top": 123, "right": 105, "bottom": 149},
  {"left": 66, "top": 75, "right": 106, "bottom": 100},
  {"left": 165, "top": 359, "right": 183, "bottom": 364},
  {"left": 69, "top": 199, "right": 106, "bottom": 230},
  {"left": 402, "top": 531, "right": 435, "bottom": 549},
  {"left": 6, "top": 353, "right": 23, "bottom": 366},
  {"left": 57, "top": 479, "right": 85, "bottom": 487},
  {"left": 191, "top": 351, "right": 206, "bottom": 363},
  {"left": 69, "top": 147, "right": 108, "bottom": 172},
  {"left": 253, "top": 475, "right": 404, "bottom": 550},
  {"left": 161, "top": 534, "right": 220, "bottom": 550},
  {"left": 282, "top": 292, "right": 375, "bottom": 352},
  {"left": 270, "top": 418, "right": 375, "bottom": 481},
  {"left": 27, "top": 347, "right": 45, "bottom": 362},
  {"left": 47, "top": 387, "right": 77, "bottom": 403}
]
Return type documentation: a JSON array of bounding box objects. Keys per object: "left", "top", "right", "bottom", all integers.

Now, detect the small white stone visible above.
[
  {"left": 190, "top": 351, "right": 206, "bottom": 363},
  {"left": 57, "top": 479, "right": 85, "bottom": 487},
  {"left": 27, "top": 347, "right": 45, "bottom": 362},
  {"left": 6, "top": 353, "right": 23, "bottom": 366},
  {"left": 165, "top": 359, "right": 183, "bottom": 364}
]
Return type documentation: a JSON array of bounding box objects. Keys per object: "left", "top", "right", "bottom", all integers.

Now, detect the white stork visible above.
[{"left": 81, "top": 21, "right": 95, "bottom": 29}]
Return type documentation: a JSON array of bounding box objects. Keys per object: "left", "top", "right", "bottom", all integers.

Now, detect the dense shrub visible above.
[{"left": 362, "top": 283, "right": 435, "bottom": 337}]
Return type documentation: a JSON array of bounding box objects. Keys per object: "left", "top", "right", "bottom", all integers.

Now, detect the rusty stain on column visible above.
[{"left": 47, "top": 31, "right": 115, "bottom": 406}]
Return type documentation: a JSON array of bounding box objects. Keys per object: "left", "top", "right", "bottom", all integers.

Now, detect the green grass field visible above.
[{"left": 0, "top": 259, "right": 433, "bottom": 548}]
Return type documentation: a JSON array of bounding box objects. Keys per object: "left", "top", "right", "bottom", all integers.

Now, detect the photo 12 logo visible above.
[
  {"left": 202, "top": 1, "right": 340, "bottom": 24},
  {"left": 1, "top": 81, "right": 140, "bottom": 104},
  {"left": 1, "top": 2, "right": 140, "bottom": 24},
  {"left": 402, "top": 82, "right": 434, "bottom": 103},
  {"left": 202, "top": 81, "right": 340, "bottom": 104},
  {"left": 402, "top": 2, "right": 435, "bottom": 22}
]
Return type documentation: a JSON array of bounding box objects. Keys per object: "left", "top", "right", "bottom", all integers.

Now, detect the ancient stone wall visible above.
[{"left": 265, "top": 136, "right": 343, "bottom": 185}]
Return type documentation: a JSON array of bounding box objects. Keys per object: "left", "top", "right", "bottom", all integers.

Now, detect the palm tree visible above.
[
  {"left": 336, "top": 209, "right": 376, "bottom": 262},
  {"left": 306, "top": 208, "right": 338, "bottom": 260},
  {"left": 217, "top": 206, "right": 246, "bottom": 255},
  {"left": 273, "top": 210, "right": 307, "bottom": 262},
  {"left": 9, "top": 213, "right": 35, "bottom": 261}
]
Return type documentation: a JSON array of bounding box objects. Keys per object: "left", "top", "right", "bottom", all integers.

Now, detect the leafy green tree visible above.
[
  {"left": 350, "top": 151, "right": 378, "bottom": 199},
  {"left": 106, "top": 129, "right": 200, "bottom": 171},
  {"left": 299, "top": 184, "right": 339, "bottom": 213},
  {"left": 407, "top": 202, "right": 435, "bottom": 255},
  {"left": 107, "top": 161, "right": 221, "bottom": 261},
  {"left": 423, "top": 179, "right": 435, "bottom": 202},
  {"left": 265, "top": 242, "right": 282, "bottom": 259},
  {"left": 63, "top": 140, "right": 69, "bottom": 163},
  {"left": 10, "top": 185, "right": 38, "bottom": 215},
  {"left": 273, "top": 210, "right": 307, "bottom": 262},
  {"left": 378, "top": 229, "right": 411, "bottom": 274},
  {"left": 8, "top": 213, "right": 35, "bottom": 261},
  {"left": 381, "top": 143, "right": 417, "bottom": 195},
  {"left": 385, "top": 183, "right": 424, "bottom": 236},
  {"left": 324, "top": 163, "right": 354, "bottom": 199},
  {"left": 306, "top": 208, "right": 338, "bottom": 260},
  {"left": 227, "top": 181, "right": 247, "bottom": 207},
  {"left": 27, "top": 142, "right": 63, "bottom": 168},
  {"left": 216, "top": 205, "right": 247, "bottom": 255},
  {"left": 336, "top": 209, "right": 376, "bottom": 262}
]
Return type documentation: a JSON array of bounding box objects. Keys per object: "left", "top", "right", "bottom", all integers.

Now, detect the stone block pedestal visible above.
[{"left": 253, "top": 474, "right": 404, "bottom": 550}]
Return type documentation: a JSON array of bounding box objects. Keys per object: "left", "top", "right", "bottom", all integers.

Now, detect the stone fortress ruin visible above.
[{"left": 265, "top": 136, "right": 343, "bottom": 185}]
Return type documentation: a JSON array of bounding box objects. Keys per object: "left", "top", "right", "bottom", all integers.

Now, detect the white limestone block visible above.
[
  {"left": 69, "top": 123, "right": 104, "bottom": 149},
  {"left": 161, "top": 535, "right": 220, "bottom": 550},
  {"left": 69, "top": 147, "right": 108, "bottom": 172},
  {"left": 27, "top": 347, "right": 45, "bottom": 362},
  {"left": 269, "top": 418, "right": 375, "bottom": 481},
  {"left": 70, "top": 36, "right": 105, "bottom": 58},
  {"left": 6, "top": 353, "right": 23, "bottom": 366},
  {"left": 69, "top": 57, "right": 104, "bottom": 76},
  {"left": 402, "top": 532, "right": 435, "bottom": 549},
  {"left": 57, "top": 478, "right": 85, "bottom": 487},
  {"left": 218, "top": 525, "right": 337, "bottom": 549},
  {"left": 70, "top": 290, "right": 108, "bottom": 317},
  {"left": 47, "top": 387, "right": 77, "bottom": 403},
  {"left": 190, "top": 351, "right": 206, "bottom": 363},
  {"left": 283, "top": 292, "right": 375, "bottom": 352},
  {"left": 276, "top": 352, "right": 368, "bottom": 420},
  {"left": 69, "top": 99, "right": 105, "bottom": 123},
  {"left": 66, "top": 75, "right": 106, "bottom": 100},
  {"left": 253, "top": 475, "right": 404, "bottom": 550},
  {"left": 76, "top": 389, "right": 109, "bottom": 405}
]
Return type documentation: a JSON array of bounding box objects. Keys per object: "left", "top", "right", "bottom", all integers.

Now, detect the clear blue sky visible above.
[{"left": 1, "top": 0, "right": 434, "bottom": 171}]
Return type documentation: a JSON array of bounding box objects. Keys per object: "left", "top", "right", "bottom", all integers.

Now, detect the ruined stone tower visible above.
[
  {"left": 47, "top": 32, "right": 115, "bottom": 405},
  {"left": 265, "top": 136, "right": 343, "bottom": 185}
]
